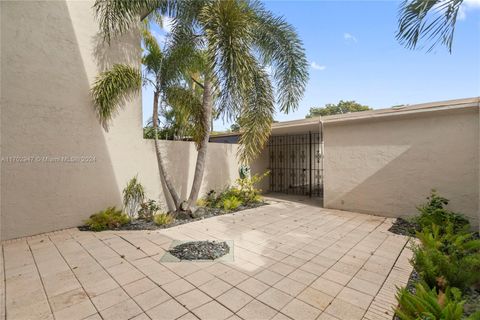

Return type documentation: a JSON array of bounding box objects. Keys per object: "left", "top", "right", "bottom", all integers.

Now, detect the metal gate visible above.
[{"left": 267, "top": 132, "right": 323, "bottom": 197}]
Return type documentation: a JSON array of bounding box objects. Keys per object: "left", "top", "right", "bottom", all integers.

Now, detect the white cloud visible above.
[
  {"left": 344, "top": 32, "right": 358, "bottom": 43},
  {"left": 161, "top": 16, "right": 174, "bottom": 33},
  {"left": 310, "top": 62, "right": 326, "bottom": 71},
  {"left": 459, "top": 0, "right": 480, "bottom": 20}
]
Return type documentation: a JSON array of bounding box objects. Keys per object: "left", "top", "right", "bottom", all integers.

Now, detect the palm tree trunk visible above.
[
  {"left": 152, "top": 90, "right": 182, "bottom": 210},
  {"left": 187, "top": 77, "right": 213, "bottom": 208}
]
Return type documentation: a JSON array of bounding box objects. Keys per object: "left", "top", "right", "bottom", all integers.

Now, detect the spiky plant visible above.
[
  {"left": 395, "top": 282, "right": 465, "bottom": 320},
  {"left": 122, "top": 176, "right": 145, "bottom": 218},
  {"left": 396, "top": 0, "right": 465, "bottom": 53},
  {"left": 93, "top": 0, "right": 308, "bottom": 209}
]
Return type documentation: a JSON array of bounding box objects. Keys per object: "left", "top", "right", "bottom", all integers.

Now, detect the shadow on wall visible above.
[
  {"left": 324, "top": 110, "right": 479, "bottom": 227},
  {"left": 1, "top": 0, "right": 122, "bottom": 239}
]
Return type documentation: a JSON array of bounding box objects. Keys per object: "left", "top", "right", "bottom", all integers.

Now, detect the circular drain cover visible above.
[{"left": 169, "top": 241, "right": 230, "bottom": 260}]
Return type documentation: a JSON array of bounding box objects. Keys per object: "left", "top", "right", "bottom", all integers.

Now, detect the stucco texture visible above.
[
  {"left": 1, "top": 0, "right": 239, "bottom": 240},
  {"left": 323, "top": 108, "right": 479, "bottom": 227}
]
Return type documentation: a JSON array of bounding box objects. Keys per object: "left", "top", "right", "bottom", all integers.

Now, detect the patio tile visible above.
[
  {"left": 217, "top": 287, "right": 253, "bottom": 312},
  {"left": 237, "top": 299, "right": 277, "bottom": 320},
  {"left": 133, "top": 287, "right": 170, "bottom": 311},
  {"left": 161, "top": 278, "right": 195, "bottom": 297},
  {"left": 123, "top": 277, "right": 157, "bottom": 297},
  {"left": 49, "top": 287, "right": 89, "bottom": 312},
  {"left": 257, "top": 287, "right": 294, "bottom": 310},
  {"left": 177, "top": 312, "right": 199, "bottom": 320},
  {"left": 273, "top": 277, "right": 307, "bottom": 296},
  {"left": 184, "top": 269, "right": 215, "bottom": 287},
  {"left": 193, "top": 300, "right": 233, "bottom": 320},
  {"left": 92, "top": 287, "right": 130, "bottom": 311},
  {"left": 321, "top": 269, "right": 352, "bottom": 286},
  {"left": 237, "top": 277, "right": 270, "bottom": 297},
  {"left": 255, "top": 269, "right": 284, "bottom": 286},
  {"left": 287, "top": 269, "right": 317, "bottom": 285},
  {"left": 146, "top": 299, "right": 188, "bottom": 320},
  {"left": 323, "top": 298, "right": 366, "bottom": 320},
  {"left": 297, "top": 287, "right": 334, "bottom": 311},
  {"left": 53, "top": 300, "right": 97, "bottom": 320},
  {"left": 100, "top": 299, "right": 142, "bottom": 320},
  {"left": 269, "top": 262, "right": 296, "bottom": 276},
  {"left": 177, "top": 289, "right": 212, "bottom": 310},
  {"left": 311, "top": 277, "right": 344, "bottom": 297},
  {"left": 281, "top": 298, "right": 321, "bottom": 320},
  {"left": 199, "top": 278, "right": 232, "bottom": 298},
  {"left": 216, "top": 268, "right": 249, "bottom": 286}
]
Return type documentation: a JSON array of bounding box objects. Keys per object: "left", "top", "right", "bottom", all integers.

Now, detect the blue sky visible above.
[{"left": 142, "top": 0, "right": 480, "bottom": 130}]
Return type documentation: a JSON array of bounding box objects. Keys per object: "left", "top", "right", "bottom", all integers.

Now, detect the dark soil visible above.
[
  {"left": 169, "top": 241, "right": 230, "bottom": 260},
  {"left": 78, "top": 202, "right": 266, "bottom": 232},
  {"left": 388, "top": 217, "right": 420, "bottom": 237}
]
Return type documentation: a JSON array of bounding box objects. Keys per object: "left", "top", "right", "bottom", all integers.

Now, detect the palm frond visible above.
[
  {"left": 396, "top": 0, "right": 463, "bottom": 53},
  {"left": 91, "top": 64, "right": 142, "bottom": 129},
  {"left": 237, "top": 65, "right": 275, "bottom": 163},
  {"left": 93, "top": 0, "right": 175, "bottom": 43},
  {"left": 251, "top": 1, "right": 309, "bottom": 113},
  {"left": 142, "top": 28, "right": 163, "bottom": 75},
  {"left": 165, "top": 86, "right": 205, "bottom": 147}
]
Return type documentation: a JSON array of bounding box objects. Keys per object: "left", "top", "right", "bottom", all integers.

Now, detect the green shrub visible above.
[
  {"left": 85, "top": 207, "right": 130, "bottom": 231},
  {"left": 221, "top": 195, "right": 242, "bottom": 211},
  {"left": 395, "top": 282, "right": 465, "bottom": 320},
  {"left": 412, "top": 224, "right": 480, "bottom": 291},
  {"left": 138, "top": 199, "right": 160, "bottom": 221},
  {"left": 200, "top": 171, "right": 269, "bottom": 210},
  {"left": 153, "top": 213, "right": 174, "bottom": 226},
  {"left": 416, "top": 190, "right": 469, "bottom": 233},
  {"left": 123, "top": 176, "right": 145, "bottom": 218}
]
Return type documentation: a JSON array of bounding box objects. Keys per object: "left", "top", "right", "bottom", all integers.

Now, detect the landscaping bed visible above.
[
  {"left": 168, "top": 240, "right": 230, "bottom": 260},
  {"left": 78, "top": 202, "right": 266, "bottom": 232}
]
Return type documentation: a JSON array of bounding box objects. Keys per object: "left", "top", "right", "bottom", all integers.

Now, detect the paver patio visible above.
[{"left": 0, "top": 198, "right": 413, "bottom": 320}]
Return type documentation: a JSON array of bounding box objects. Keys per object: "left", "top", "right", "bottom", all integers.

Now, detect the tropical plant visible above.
[
  {"left": 93, "top": 0, "right": 309, "bottom": 210},
  {"left": 138, "top": 199, "right": 161, "bottom": 221},
  {"left": 221, "top": 195, "right": 242, "bottom": 212},
  {"left": 396, "top": 0, "right": 465, "bottom": 53},
  {"left": 415, "top": 190, "right": 470, "bottom": 233},
  {"left": 412, "top": 224, "right": 480, "bottom": 291},
  {"left": 85, "top": 206, "right": 130, "bottom": 231},
  {"left": 235, "top": 171, "right": 269, "bottom": 204},
  {"left": 91, "top": 27, "right": 203, "bottom": 212},
  {"left": 122, "top": 176, "right": 145, "bottom": 218},
  {"left": 306, "top": 100, "right": 370, "bottom": 118},
  {"left": 395, "top": 282, "right": 466, "bottom": 320},
  {"left": 153, "top": 212, "right": 174, "bottom": 226}
]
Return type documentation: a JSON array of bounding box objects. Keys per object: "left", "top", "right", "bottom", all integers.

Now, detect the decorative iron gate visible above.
[{"left": 267, "top": 132, "right": 323, "bottom": 197}]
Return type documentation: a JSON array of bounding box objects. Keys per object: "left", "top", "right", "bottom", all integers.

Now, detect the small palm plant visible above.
[
  {"left": 122, "top": 176, "right": 145, "bottom": 218},
  {"left": 92, "top": 0, "right": 308, "bottom": 210}
]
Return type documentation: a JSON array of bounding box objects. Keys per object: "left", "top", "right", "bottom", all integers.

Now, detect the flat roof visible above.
[{"left": 210, "top": 97, "right": 479, "bottom": 137}]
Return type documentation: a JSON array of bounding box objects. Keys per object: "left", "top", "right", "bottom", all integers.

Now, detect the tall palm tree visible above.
[
  {"left": 396, "top": 0, "right": 464, "bottom": 53},
  {"left": 91, "top": 29, "right": 203, "bottom": 211},
  {"left": 93, "top": 0, "right": 309, "bottom": 209}
]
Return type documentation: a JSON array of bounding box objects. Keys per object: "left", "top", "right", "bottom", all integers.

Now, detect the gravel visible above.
[
  {"left": 388, "top": 217, "right": 420, "bottom": 237},
  {"left": 168, "top": 241, "right": 230, "bottom": 260},
  {"left": 79, "top": 202, "right": 267, "bottom": 232}
]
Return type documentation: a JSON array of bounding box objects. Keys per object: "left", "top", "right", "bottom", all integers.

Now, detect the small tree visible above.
[{"left": 306, "top": 100, "right": 370, "bottom": 118}]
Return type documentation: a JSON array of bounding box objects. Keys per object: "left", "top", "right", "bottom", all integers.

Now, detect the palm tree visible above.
[
  {"left": 93, "top": 0, "right": 309, "bottom": 209},
  {"left": 91, "top": 29, "right": 203, "bottom": 211},
  {"left": 396, "top": 0, "right": 464, "bottom": 53}
]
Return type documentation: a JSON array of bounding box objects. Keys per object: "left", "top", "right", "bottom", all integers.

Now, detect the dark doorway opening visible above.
[{"left": 267, "top": 132, "right": 323, "bottom": 199}]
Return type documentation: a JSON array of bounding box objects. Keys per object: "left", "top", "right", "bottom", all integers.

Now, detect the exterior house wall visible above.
[
  {"left": 1, "top": 0, "right": 239, "bottom": 240},
  {"left": 323, "top": 107, "right": 479, "bottom": 227}
]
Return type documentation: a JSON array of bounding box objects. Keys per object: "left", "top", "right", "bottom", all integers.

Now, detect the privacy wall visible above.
[
  {"left": 323, "top": 105, "right": 479, "bottom": 227},
  {"left": 0, "top": 1, "right": 239, "bottom": 240}
]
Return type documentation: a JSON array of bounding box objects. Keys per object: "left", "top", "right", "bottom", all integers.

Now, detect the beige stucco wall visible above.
[
  {"left": 323, "top": 107, "right": 479, "bottom": 227},
  {"left": 0, "top": 0, "right": 239, "bottom": 240}
]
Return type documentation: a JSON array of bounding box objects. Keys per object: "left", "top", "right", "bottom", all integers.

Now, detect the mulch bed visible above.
[
  {"left": 168, "top": 241, "right": 230, "bottom": 260},
  {"left": 78, "top": 202, "right": 267, "bottom": 232},
  {"left": 388, "top": 217, "right": 420, "bottom": 237}
]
